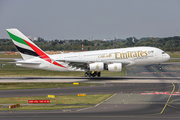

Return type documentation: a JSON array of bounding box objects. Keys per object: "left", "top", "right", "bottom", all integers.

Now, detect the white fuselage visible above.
[{"left": 17, "top": 46, "right": 170, "bottom": 71}]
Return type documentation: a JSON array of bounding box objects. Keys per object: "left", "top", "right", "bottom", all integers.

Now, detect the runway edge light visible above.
[
  {"left": 78, "top": 94, "right": 86, "bottom": 97},
  {"left": 73, "top": 83, "right": 79, "bottom": 85},
  {"left": 47, "top": 95, "right": 55, "bottom": 98}
]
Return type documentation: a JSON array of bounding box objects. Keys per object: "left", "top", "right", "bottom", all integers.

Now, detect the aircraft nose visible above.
[{"left": 167, "top": 54, "right": 170, "bottom": 60}]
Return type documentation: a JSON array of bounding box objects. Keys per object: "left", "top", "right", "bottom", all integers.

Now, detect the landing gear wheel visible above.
[
  {"left": 89, "top": 73, "right": 91, "bottom": 77},
  {"left": 158, "top": 67, "right": 162, "bottom": 70},
  {"left": 158, "top": 63, "right": 162, "bottom": 70},
  {"left": 85, "top": 71, "right": 101, "bottom": 77},
  {"left": 92, "top": 71, "right": 97, "bottom": 77},
  {"left": 84, "top": 72, "right": 88, "bottom": 77},
  {"left": 97, "top": 72, "right": 101, "bottom": 77}
]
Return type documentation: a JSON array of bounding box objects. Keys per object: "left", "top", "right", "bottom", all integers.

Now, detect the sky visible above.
[{"left": 0, "top": 0, "right": 180, "bottom": 40}]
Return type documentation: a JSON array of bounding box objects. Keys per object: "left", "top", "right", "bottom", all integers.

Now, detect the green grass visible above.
[
  {"left": 0, "top": 94, "right": 112, "bottom": 104},
  {"left": 0, "top": 69, "right": 126, "bottom": 77},
  {"left": 0, "top": 105, "right": 91, "bottom": 111},
  {"left": 166, "top": 59, "right": 180, "bottom": 62},
  {"left": 0, "top": 69, "right": 85, "bottom": 76},
  {"left": 167, "top": 52, "right": 180, "bottom": 58},
  {"left": 0, "top": 54, "right": 21, "bottom": 58},
  {"left": 0, "top": 94, "right": 112, "bottom": 110},
  {"left": 0, "top": 83, "right": 97, "bottom": 90}
]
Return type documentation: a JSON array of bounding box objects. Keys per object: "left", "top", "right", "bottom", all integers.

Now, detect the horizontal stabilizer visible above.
[
  {"left": 16, "top": 61, "right": 41, "bottom": 65},
  {"left": 57, "top": 60, "right": 88, "bottom": 63}
]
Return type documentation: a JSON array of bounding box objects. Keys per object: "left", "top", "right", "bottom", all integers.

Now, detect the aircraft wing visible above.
[
  {"left": 57, "top": 60, "right": 89, "bottom": 70},
  {"left": 56, "top": 60, "right": 131, "bottom": 70}
]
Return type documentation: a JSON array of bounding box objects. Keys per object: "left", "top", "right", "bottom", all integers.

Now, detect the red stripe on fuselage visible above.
[
  {"left": 53, "top": 61, "right": 66, "bottom": 68},
  {"left": 23, "top": 39, "right": 66, "bottom": 68}
]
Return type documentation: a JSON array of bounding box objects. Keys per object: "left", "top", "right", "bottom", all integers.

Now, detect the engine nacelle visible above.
[
  {"left": 108, "top": 63, "right": 122, "bottom": 72},
  {"left": 89, "top": 62, "right": 104, "bottom": 71}
]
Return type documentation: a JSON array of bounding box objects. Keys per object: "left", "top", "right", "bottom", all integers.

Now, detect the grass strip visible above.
[
  {"left": 0, "top": 94, "right": 112, "bottom": 104},
  {"left": 166, "top": 59, "right": 180, "bottom": 62},
  {"left": 0, "top": 94, "right": 112, "bottom": 110},
  {"left": 0, "top": 69, "right": 126, "bottom": 77},
  {"left": 0, "top": 83, "right": 98, "bottom": 90},
  {"left": 0, "top": 105, "right": 91, "bottom": 111},
  {"left": 167, "top": 52, "right": 180, "bottom": 58},
  {"left": 0, "top": 54, "right": 21, "bottom": 58}
]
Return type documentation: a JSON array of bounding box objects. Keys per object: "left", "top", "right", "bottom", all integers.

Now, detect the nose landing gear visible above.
[
  {"left": 158, "top": 63, "right": 162, "bottom": 70},
  {"left": 84, "top": 71, "right": 101, "bottom": 77}
]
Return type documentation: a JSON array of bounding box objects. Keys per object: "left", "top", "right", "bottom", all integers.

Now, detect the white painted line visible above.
[
  {"left": 76, "top": 106, "right": 94, "bottom": 112},
  {"left": 76, "top": 93, "right": 117, "bottom": 112},
  {"left": 95, "top": 93, "right": 117, "bottom": 107}
]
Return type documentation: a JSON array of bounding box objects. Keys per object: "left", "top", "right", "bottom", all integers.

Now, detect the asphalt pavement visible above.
[
  {"left": 126, "top": 63, "right": 180, "bottom": 77},
  {"left": 1, "top": 63, "right": 180, "bottom": 120}
]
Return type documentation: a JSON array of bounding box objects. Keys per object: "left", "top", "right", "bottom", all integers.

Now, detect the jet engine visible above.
[
  {"left": 108, "top": 63, "right": 122, "bottom": 71},
  {"left": 89, "top": 62, "right": 104, "bottom": 71}
]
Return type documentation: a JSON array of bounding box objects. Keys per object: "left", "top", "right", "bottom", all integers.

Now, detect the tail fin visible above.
[{"left": 6, "top": 28, "right": 51, "bottom": 62}]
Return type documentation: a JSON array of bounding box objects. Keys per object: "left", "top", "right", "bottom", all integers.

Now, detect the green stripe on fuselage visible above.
[{"left": 6, "top": 30, "right": 28, "bottom": 46}]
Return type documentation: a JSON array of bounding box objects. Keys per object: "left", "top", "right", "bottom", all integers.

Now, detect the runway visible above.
[
  {"left": 0, "top": 76, "right": 180, "bottom": 83},
  {"left": 1, "top": 83, "right": 180, "bottom": 120},
  {"left": 1, "top": 63, "right": 180, "bottom": 120},
  {"left": 127, "top": 63, "right": 180, "bottom": 77},
  {"left": 0, "top": 83, "right": 178, "bottom": 97},
  {"left": 0, "top": 63, "right": 180, "bottom": 83}
]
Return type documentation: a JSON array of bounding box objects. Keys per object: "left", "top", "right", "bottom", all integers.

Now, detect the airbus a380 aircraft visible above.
[{"left": 6, "top": 28, "right": 170, "bottom": 77}]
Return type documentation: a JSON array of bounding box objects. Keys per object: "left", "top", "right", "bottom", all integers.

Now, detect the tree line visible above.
[{"left": 0, "top": 36, "right": 180, "bottom": 51}]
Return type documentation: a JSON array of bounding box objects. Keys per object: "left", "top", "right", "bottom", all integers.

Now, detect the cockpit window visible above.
[{"left": 162, "top": 52, "right": 165, "bottom": 54}]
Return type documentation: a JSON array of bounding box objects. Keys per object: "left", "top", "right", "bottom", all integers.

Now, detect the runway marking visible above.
[
  {"left": 167, "top": 104, "right": 180, "bottom": 109},
  {"left": 76, "top": 93, "right": 116, "bottom": 112},
  {"left": 95, "top": 93, "right": 117, "bottom": 107},
  {"left": 169, "top": 98, "right": 180, "bottom": 104},
  {"left": 167, "top": 98, "right": 180, "bottom": 109},
  {"left": 159, "top": 82, "right": 175, "bottom": 114},
  {"left": 113, "top": 85, "right": 173, "bottom": 91},
  {"left": 2, "top": 115, "right": 180, "bottom": 119},
  {"left": 151, "top": 66, "right": 177, "bottom": 114},
  {"left": 151, "top": 66, "right": 166, "bottom": 77}
]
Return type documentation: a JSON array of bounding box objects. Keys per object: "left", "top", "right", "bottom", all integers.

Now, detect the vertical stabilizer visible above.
[{"left": 6, "top": 28, "right": 50, "bottom": 62}]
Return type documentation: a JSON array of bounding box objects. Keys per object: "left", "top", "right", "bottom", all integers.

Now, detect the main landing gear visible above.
[
  {"left": 84, "top": 71, "right": 101, "bottom": 77},
  {"left": 158, "top": 63, "right": 162, "bottom": 70}
]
